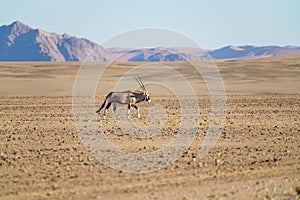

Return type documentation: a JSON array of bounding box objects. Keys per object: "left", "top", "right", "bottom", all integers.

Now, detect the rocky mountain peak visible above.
[{"left": 0, "top": 21, "right": 109, "bottom": 61}]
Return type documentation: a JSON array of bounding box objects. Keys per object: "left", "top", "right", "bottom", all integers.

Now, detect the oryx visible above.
[{"left": 96, "top": 76, "right": 151, "bottom": 119}]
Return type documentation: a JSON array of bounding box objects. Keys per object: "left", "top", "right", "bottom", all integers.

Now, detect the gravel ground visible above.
[{"left": 0, "top": 95, "right": 299, "bottom": 199}]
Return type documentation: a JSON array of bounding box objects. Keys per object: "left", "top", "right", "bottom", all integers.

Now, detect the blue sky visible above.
[{"left": 0, "top": 0, "right": 299, "bottom": 49}]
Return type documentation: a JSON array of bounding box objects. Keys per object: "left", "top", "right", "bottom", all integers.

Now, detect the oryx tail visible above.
[{"left": 96, "top": 92, "right": 112, "bottom": 113}]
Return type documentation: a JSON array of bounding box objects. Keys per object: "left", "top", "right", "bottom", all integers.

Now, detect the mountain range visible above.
[
  {"left": 1, "top": 21, "right": 300, "bottom": 62},
  {"left": 0, "top": 21, "right": 108, "bottom": 61}
]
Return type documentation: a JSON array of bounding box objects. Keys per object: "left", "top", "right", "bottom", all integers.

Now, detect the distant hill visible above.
[
  {"left": 1, "top": 21, "right": 300, "bottom": 62},
  {"left": 208, "top": 45, "right": 300, "bottom": 60},
  {"left": 107, "top": 47, "right": 209, "bottom": 62},
  {"left": 0, "top": 21, "right": 109, "bottom": 61},
  {"left": 108, "top": 45, "right": 300, "bottom": 61}
]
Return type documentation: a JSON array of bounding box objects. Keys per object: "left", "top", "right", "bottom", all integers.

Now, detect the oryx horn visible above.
[{"left": 134, "top": 75, "right": 146, "bottom": 91}]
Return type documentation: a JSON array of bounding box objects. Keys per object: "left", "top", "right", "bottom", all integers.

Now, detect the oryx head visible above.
[{"left": 135, "top": 75, "right": 151, "bottom": 103}]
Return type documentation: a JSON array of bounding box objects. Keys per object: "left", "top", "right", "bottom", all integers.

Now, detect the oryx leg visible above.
[
  {"left": 127, "top": 104, "right": 131, "bottom": 119},
  {"left": 132, "top": 104, "right": 141, "bottom": 119},
  {"left": 112, "top": 103, "right": 119, "bottom": 119},
  {"left": 103, "top": 103, "right": 111, "bottom": 119}
]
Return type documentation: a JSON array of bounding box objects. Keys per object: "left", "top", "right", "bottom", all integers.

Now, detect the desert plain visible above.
[{"left": 0, "top": 56, "right": 299, "bottom": 199}]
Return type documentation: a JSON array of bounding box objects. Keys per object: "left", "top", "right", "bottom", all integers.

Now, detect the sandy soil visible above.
[
  {"left": 0, "top": 55, "right": 300, "bottom": 96},
  {"left": 0, "top": 56, "right": 300, "bottom": 199}
]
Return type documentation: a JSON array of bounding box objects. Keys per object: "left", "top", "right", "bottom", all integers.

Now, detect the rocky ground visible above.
[{"left": 0, "top": 94, "right": 299, "bottom": 199}]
